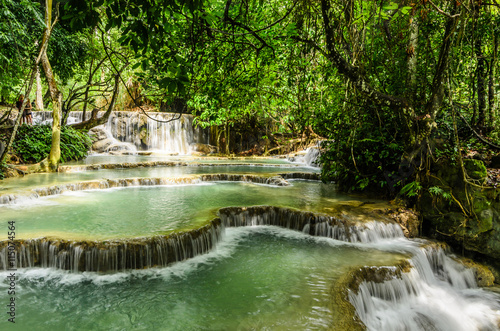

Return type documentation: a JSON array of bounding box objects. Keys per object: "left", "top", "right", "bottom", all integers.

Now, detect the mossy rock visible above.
[
  {"left": 463, "top": 159, "right": 487, "bottom": 182},
  {"left": 454, "top": 257, "right": 495, "bottom": 287}
]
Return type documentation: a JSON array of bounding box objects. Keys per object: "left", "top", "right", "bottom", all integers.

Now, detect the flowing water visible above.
[
  {"left": 1, "top": 112, "right": 499, "bottom": 330},
  {"left": 0, "top": 161, "right": 315, "bottom": 194},
  {"left": 0, "top": 181, "right": 366, "bottom": 240},
  {"left": 0, "top": 227, "right": 406, "bottom": 330},
  {"left": 33, "top": 111, "right": 210, "bottom": 154}
]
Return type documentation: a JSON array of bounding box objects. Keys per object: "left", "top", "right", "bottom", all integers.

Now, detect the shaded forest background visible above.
[{"left": 0, "top": 0, "right": 499, "bottom": 198}]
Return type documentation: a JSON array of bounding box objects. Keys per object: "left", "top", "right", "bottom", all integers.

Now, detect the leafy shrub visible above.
[
  {"left": 0, "top": 161, "right": 6, "bottom": 179},
  {"left": 12, "top": 125, "right": 92, "bottom": 163},
  {"left": 317, "top": 104, "right": 407, "bottom": 196}
]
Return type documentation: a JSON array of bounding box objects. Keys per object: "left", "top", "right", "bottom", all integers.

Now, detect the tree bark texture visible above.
[
  {"left": 488, "top": 34, "right": 498, "bottom": 127},
  {"left": 40, "top": 0, "right": 62, "bottom": 172},
  {"left": 35, "top": 64, "right": 44, "bottom": 111},
  {"left": 475, "top": 37, "right": 486, "bottom": 128}
]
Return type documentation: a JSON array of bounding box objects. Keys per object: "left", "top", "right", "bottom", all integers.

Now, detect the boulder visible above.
[
  {"left": 92, "top": 138, "right": 114, "bottom": 153},
  {"left": 190, "top": 143, "right": 217, "bottom": 154},
  {"left": 89, "top": 126, "right": 109, "bottom": 141},
  {"left": 455, "top": 257, "right": 495, "bottom": 287}
]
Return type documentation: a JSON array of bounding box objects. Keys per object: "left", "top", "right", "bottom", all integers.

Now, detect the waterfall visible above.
[
  {"left": 0, "top": 219, "right": 223, "bottom": 272},
  {"left": 105, "top": 111, "right": 209, "bottom": 154},
  {"left": 31, "top": 111, "right": 210, "bottom": 155},
  {"left": 0, "top": 174, "right": 295, "bottom": 205},
  {"left": 0, "top": 206, "right": 403, "bottom": 272},
  {"left": 1, "top": 202, "right": 498, "bottom": 330},
  {"left": 304, "top": 146, "right": 321, "bottom": 167},
  {"left": 348, "top": 244, "right": 500, "bottom": 331},
  {"left": 218, "top": 206, "right": 404, "bottom": 243},
  {"left": 287, "top": 141, "right": 323, "bottom": 167}
]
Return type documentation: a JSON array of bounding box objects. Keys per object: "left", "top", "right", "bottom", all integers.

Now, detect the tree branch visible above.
[{"left": 320, "top": 0, "right": 408, "bottom": 109}]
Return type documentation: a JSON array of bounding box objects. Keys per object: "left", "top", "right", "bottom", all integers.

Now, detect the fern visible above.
[{"left": 400, "top": 181, "right": 422, "bottom": 197}]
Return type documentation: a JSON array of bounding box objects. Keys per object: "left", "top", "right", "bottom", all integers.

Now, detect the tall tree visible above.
[{"left": 40, "top": 0, "right": 63, "bottom": 171}]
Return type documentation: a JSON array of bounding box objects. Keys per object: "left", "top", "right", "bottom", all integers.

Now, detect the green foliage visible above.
[
  {"left": 12, "top": 125, "right": 92, "bottom": 163},
  {"left": 0, "top": 0, "right": 89, "bottom": 100},
  {"left": 319, "top": 102, "right": 406, "bottom": 195},
  {"left": 0, "top": 160, "right": 6, "bottom": 180},
  {"left": 428, "top": 186, "right": 451, "bottom": 201},
  {"left": 1, "top": 0, "right": 496, "bottom": 195},
  {"left": 400, "top": 181, "right": 422, "bottom": 198}
]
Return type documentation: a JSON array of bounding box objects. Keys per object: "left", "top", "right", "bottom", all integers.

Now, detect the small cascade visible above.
[
  {"left": 32, "top": 111, "right": 93, "bottom": 126},
  {"left": 0, "top": 219, "right": 223, "bottom": 272},
  {"left": 304, "top": 146, "right": 321, "bottom": 167},
  {"left": 199, "top": 174, "right": 289, "bottom": 186},
  {"left": 0, "top": 174, "right": 293, "bottom": 205},
  {"left": 0, "top": 206, "right": 404, "bottom": 272},
  {"left": 348, "top": 245, "right": 500, "bottom": 331},
  {"left": 58, "top": 161, "right": 303, "bottom": 173},
  {"left": 218, "top": 206, "right": 404, "bottom": 243},
  {"left": 287, "top": 142, "right": 323, "bottom": 167},
  {"left": 279, "top": 172, "right": 321, "bottom": 180}
]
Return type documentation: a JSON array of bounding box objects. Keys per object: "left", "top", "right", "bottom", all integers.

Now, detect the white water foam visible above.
[
  {"left": 349, "top": 241, "right": 500, "bottom": 331},
  {"left": 0, "top": 226, "right": 303, "bottom": 286}
]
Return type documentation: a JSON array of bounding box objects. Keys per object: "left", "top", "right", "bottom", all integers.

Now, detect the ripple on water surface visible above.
[{"left": 0, "top": 226, "right": 406, "bottom": 330}]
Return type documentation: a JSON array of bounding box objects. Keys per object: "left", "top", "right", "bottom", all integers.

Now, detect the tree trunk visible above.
[
  {"left": 475, "top": 37, "right": 486, "bottom": 129},
  {"left": 35, "top": 64, "right": 44, "bottom": 111},
  {"left": 42, "top": 50, "right": 62, "bottom": 171},
  {"left": 407, "top": 16, "right": 418, "bottom": 99},
  {"left": 40, "top": 0, "right": 62, "bottom": 172},
  {"left": 0, "top": 71, "right": 37, "bottom": 165},
  {"left": 488, "top": 34, "right": 498, "bottom": 127},
  {"left": 0, "top": 3, "right": 54, "bottom": 166}
]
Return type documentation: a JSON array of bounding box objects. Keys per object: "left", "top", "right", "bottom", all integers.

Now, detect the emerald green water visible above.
[
  {"left": 0, "top": 157, "right": 444, "bottom": 330},
  {"left": 67, "top": 154, "right": 293, "bottom": 165},
  {"left": 0, "top": 181, "right": 373, "bottom": 240},
  {"left": 0, "top": 226, "right": 405, "bottom": 330},
  {"left": 0, "top": 164, "right": 316, "bottom": 194}
]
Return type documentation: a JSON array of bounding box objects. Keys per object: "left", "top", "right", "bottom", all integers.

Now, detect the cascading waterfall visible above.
[
  {"left": 0, "top": 184, "right": 499, "bottom": 328},
  {"left": 0, "top": 174, "right": 294, "bottom": 205},
  {"left": 105, "top": 111, "right": 209, "bottom": 154},
  {"left": 0, "top": 219, "right": 223, "bottom": 272},
  {"left": 218, "top": 206, "right": 404, "bottom": 243},
  {"left": 0, "top": 205, "right": 403, "bottom": 272},
  {"left": 31, "top": 111, "right": 210, "bottom": 154},
  {"left": 287, "top": 141, "right": 323, "bottom": 167},
  {"left": 349, "top": 243, "right": 500, "bottom": 331}
]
